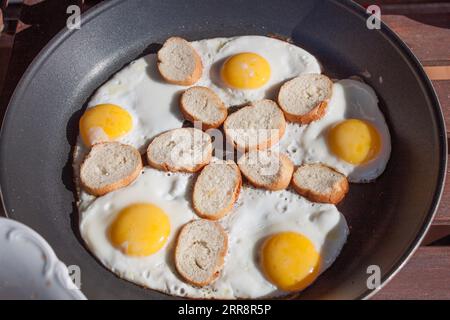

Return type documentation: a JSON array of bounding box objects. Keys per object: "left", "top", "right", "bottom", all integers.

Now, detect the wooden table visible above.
[{"left": 1, "top": 0, "right": 449, "bottom": 299}]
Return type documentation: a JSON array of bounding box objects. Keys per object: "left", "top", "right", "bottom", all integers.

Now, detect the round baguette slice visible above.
[
  {"left": 80, "top": 142, "right": 142, "bottom": 196},
  {"left": 147, "top": 127, "right": 212, "bottom": 173},
  {"left": 223, "top": 99, "right": 286, "bottom": 151},
  {"left": 175, "top": 219, "right": 228, "bottom": 287},
  {"left": 238, "top": 151, "right": 294, "bottom": 191},
  {"left": 157, "top": 37, "right": 203, "bottom": 86},
  {"left": 180, "top": 86, "right": 228, "bottom": 130},
  {"left": 278, "top": 73, "right": 333, "bottom": 124},
  {"left": 193, "top": 160, "right": 241, "bottom": 220},
  {"left": 292, "top": 163, "right": 349, "bottom": 204}
]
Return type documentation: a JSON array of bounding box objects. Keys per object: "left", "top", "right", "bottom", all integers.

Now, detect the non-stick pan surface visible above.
[{"left": 0, "top": 0, "right": 446, "bottom": 299}]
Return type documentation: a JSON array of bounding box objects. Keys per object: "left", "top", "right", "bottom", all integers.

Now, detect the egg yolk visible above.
[
  {"left": 79, "top": 104, "right": 132, "bottom": 146},
  {"left": 109, "top": 203, "right": 170, "bottom": 257},
  {"left": 327, "top": 119, "right": 381, "bottom": 165},
  {"left": 221, "top": 52, "right": 271, "bottom": 89},
  {"left": 261, "top": 232, "right": 321, "bottom": 292}
]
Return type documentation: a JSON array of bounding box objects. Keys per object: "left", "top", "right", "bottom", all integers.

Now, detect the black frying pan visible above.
[{"left": 0, "top": 0, "right": 446, "bottom": 299}]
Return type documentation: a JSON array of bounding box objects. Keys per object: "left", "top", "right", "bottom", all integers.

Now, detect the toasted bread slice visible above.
[
  {"left": 223, "top": 99, "right": 286, "bottom": 151},
  {"left": 292, "top": 163, "right": 349, "bottom": 204},
  {"left": 193, "top": 160, "right": 241, "bottom": 220},
  {"left": 157, "top": 37, "right": 203, "bottom": 85},
  {"left": 238, "top": 151, "right": 294, "bottom": 191},
  {"left": 80, "top": 142, "right": 142, "bottom": 196},
  {"left": 147, "top": 128, "right": 212, "bottom": 173},
  {"left": 180, "top": 86, "right": 228, "bottom": 130},
  {"left": 175, "top": 219, "right": 228, "bottom": 287},
  {"left": 278, "top": 74, "right": 333, "bottom": 124}
]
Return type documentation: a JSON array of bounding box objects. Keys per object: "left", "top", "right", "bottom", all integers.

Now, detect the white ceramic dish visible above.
[{"left": 0, "top": 217, "right": 86, "bottom": 300}]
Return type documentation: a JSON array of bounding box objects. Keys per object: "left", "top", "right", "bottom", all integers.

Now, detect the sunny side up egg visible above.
[
  {"left": 278, "top": 79, "right": 391, "bottom": 183},
  {"left": 79, "top": 166, "right": 348, "bottom": 299},
  {"left": 193, "top": 36, "right": 321, "bottom": 105}
]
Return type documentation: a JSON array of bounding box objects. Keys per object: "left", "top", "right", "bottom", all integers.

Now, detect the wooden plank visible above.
[
  {"left": 423, "top": 225, "right": 450, "bottom": 245},
  {"left": 425, "top": 66, "right": 450, "bottom": 81},
  {"left": 383, "top": 15, "right": 450, "bottom": 65},
  {"left": 372, "top": 246, "right": 450, "bottom": 299},
  {"left": 382, "top": 2, "right": 450, "bottom": 15},
  {"left": 432, "top": 80, "right": 450, "bottom": 136},
  {"left": 23, "top": 0, "right": 45, "bottom": 5},
  {"left": 434, "top": 157, "right": 450, "bottom": 226},
  {"left": 359, "top": 0, "right": 450, "bottom": 29}
]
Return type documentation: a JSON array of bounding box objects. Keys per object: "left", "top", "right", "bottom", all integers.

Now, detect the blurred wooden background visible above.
[{"left": 0, "top": 0, "right": 449, "bottom": 299}]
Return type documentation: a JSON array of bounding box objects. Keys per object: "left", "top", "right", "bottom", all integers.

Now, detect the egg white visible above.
[
  {"left": 79, "top": 167, "right": 348, "bottom": 299},
  {"left": 278, "top": 79, "right": 391, "bottom": 182}
]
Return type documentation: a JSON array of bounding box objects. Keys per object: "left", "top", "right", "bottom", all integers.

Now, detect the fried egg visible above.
[
  {"left": 79, "top": 167, "right": 348, "bottom": 299},
  {"left": 192, "top": 36, "right": 321, "bottom": 106},
  {"left": 278, "top": 79, "right": 391, "bottom": 182},
  {"left": 81, "top": 56, "right": 186, "bottom": 151}
]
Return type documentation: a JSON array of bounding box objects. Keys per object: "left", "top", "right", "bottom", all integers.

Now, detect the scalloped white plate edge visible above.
[{"left": 0, "top": 217, "right": 87, "bottom": 300}]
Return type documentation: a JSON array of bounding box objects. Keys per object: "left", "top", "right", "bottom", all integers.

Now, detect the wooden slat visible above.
[
  {"left": 433, "top": 158, "right": 450, "bottom": 225},
  {"left": 432, "top": 80, "right": 450, "bottom": 135},
  {"left": 382, "top": 2, "right": 450, "bottom": 15},
  {"left": 373, "top": 246, "right": 450, "bottom": 299},
  {"left": 383, "top": 15, "right": 450, "bottom": 65},
  {"left": 359, "top": 1, "right": 450, "bottom": 29},
  {"left": 0, "top": 8, "right": 3, "bottom": 32},
  {"left": 425, "top": 66, "right": 450, "bottom": 81},
  {"left": 382, "top": 3, "right": 450, "bottom": 30},
  {"left": 423, "top": 225, "right": 450, "bottom": 245}
]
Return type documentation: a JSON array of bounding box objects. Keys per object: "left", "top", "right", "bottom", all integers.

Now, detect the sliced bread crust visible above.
[
  {"left": 238, "top": 151, "right": 294, "bottom": 191},
  {"left": 80, "top": 142, "right": 142, "bottom": 196},
  {"left": 278, "top": 74, "right": 333, "bottom": 124},
  {"left": 223, "top": 99, "right": 286, "bottom": 151},
  {"left": 180, "top": 86, "right": 227, "bottom": 130},
  {"left": 147, "top": 128, "right": 212, "bottom": 173},
  {"left": 193, "top": 160, "right": 241, "bottom": 220},
  {"left": 292, "top": 163, "right": 349, "bottom": 204},
  {"left": 175, "top": 219, "right": 228, "bottom": 287},
  {"left": 157, "top": 37, "right": 203, "bottom": 86}
]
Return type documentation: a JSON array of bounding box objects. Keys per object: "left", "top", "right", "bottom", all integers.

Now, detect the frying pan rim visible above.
[{"left": 0, "top": 0, "right": 446, "bottom": 300}]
